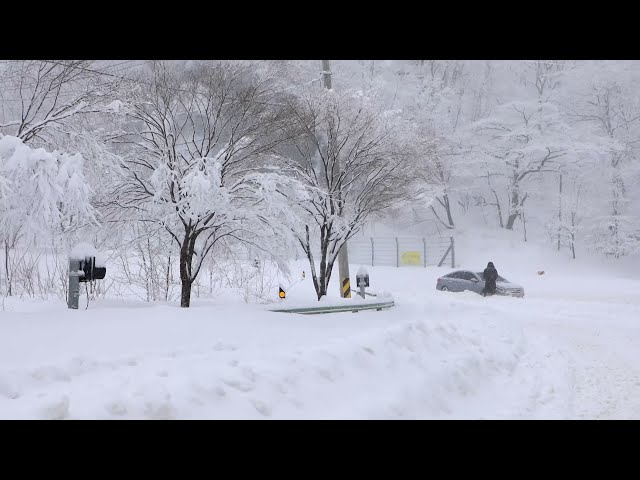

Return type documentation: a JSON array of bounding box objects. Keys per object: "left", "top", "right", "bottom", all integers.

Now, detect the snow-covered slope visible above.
[{"left": 2, "top": 224, "right": 640, "bottom": 419}]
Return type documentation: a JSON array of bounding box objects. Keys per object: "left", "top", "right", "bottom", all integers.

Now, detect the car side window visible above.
[
  {"left": 459, "top": 272, "right": 476, "bottom": 281},
  {"left": 449, "top": 272, "right": 463, "bottom": 279}
]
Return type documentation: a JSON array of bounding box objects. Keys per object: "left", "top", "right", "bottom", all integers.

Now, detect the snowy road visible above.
[
  {"left": 1, "top": 264, "right": 639, "bottom": 419},
  {"left": 508, "top": 298, "right": 640, "bottom": 419}
]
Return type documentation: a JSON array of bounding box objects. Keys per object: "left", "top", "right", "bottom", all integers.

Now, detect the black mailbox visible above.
[
  {"left": 93, "top": 265, "right": 107, "bottom": 280},
  {"left": 356, "top": 272, "right": 369, "bottom": 287},
  {"left": 79, "top": 256, "right": 106, "bottom": 283}
]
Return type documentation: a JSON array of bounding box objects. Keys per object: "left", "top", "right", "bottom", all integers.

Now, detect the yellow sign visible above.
[
  {"left": 342, "top": 278, "right": 351, "bottom": 298},
  {"left": 401, "top": 251, "right": 422, "bottom": 266}
]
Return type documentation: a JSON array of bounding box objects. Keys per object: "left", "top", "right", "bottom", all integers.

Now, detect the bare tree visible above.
[
  {"left": 107, "top": 61, "right": 298, "bottom": 307},
  {"left": 474, "top": 171, "right": 506, "bottom": 228},
  {"left": 567, "top": 81, "right": 640, "bottom": 257},
  {"left": 0, "top": 60, "right": 121, "bottom": 145},
  {"left": 409, "top": 61, "right": 468, "bottom": 230},
  {"left": 516, "top": 60, "right": 570, "bottom": 100},
  {"left": 280, "top": 88, "right": 412, "bottom": 300},
  {"left": 472, "top": 104, "right": 568, "bottom": 230},
  {"left": 0, "top": 60, "right": 121, "bottom": 298},
  {"left": 427, "top": 145, "right": 465, "bottom": 230},
  {"left": 466, "top": 61, "right": 573, "bottom": 231}
]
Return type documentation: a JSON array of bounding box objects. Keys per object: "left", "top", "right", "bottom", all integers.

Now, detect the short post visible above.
[
  {"left": 423, "top": 237, "right": 427, "bottom": 268},
  {"left": 67, "top": 245, "right": 107, "bottom": 309},
  {"left": 395, "top": 237, "right": 399, "bottom": 267},
  {"left": 356, "top": 267, "right": 369, "bottom": 299},
  {"left": 370, "top": 237, "right": 374, "bottom": 266},
  {"left": 68, "top": 259, "right": 81, "bottom": 309},
  {"left": 437, "top": 242, "right": 453, "bottom": 267}
]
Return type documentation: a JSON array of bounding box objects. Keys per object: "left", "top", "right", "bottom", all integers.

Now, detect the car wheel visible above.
[{"left": 441, "top": 286, "right": 449, "bottom": 292}]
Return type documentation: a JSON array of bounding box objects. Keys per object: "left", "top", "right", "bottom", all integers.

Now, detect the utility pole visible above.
[
  {"left": 557, "top": 172, "right": 563, "bottom": 251},
  {"left": 321, "top": 60, "right": 351, "bottom": 298},
  {"left": 321, "top": 59, "right": 332, "bottom": 89}
]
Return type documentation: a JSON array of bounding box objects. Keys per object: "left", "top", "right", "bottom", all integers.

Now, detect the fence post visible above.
[
  {"left": 395, "top": 237, "right": 399, "bottom": 267},
  {"left": 437, "top": 242, "right": 453, "bottom": 267},
  {"left": 370, "top": 237, "right": 374, "bottom": 266},
  {"left": 450, "top": 236, "right": 455, "bottom": 268},
  {"left": 423, "top": 237, "right": 427, "bottom": 268}
]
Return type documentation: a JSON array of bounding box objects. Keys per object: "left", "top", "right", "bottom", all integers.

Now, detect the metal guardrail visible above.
[{"left": 270, "top": 299, "right": 395, "bottom": 315}]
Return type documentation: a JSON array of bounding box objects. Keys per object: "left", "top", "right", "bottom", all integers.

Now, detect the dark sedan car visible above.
[{"left": 435, "top": 270, "right": 525, "bottom": 297}]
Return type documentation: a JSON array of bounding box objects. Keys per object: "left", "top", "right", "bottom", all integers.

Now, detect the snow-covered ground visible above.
[{"left": 1, "top": 230, "right": 639, "bottom": 419}]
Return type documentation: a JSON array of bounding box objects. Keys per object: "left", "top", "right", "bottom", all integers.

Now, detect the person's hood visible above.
[{"left": 487, "top": 262, "right": 494, "bottom": 268}]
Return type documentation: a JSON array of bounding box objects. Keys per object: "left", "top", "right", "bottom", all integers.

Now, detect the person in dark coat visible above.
[{"left": 482, "top": 262, "right": 498, "bottom": 296}]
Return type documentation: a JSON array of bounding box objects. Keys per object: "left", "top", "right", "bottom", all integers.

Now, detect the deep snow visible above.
[{"left": 1, "top": 229, "right": 640, "bottom": 419}]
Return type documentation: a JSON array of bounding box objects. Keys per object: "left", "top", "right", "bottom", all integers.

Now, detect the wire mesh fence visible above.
[{"left": 347, "top": 235, "right": 454, "bottom": 268}]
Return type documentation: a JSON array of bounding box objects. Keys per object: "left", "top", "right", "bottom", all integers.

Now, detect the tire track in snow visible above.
[{"left": 483, "top": 297, "right": 640, "bottom": 419}]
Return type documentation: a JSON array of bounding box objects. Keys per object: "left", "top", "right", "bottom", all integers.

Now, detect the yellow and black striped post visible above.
[{"left": 341, "top": 277, "right": 351, "bottom": 298}]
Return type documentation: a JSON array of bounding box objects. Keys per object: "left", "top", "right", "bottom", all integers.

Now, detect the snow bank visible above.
[
  {"left": 2, "top": 230, "right": 640, "bottom": 419},
  {"left": 0, "top": 298, "right": 527, "bottom": 419}
]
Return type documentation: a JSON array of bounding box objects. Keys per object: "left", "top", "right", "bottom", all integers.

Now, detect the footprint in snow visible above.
[
  {"left": 41, "top": 395, "right": 70, "bottom": 420},
  {"left": 222, "top": 379, "right": 254, "bottom": 392},
  {"left": 250, "top": 399, "right": 272, "bottom": 417},
  {"left": 241, "top": 367, "right": 258, "bottom": 382},
  {"left": 105, "top": 401, "right": 128, "bottom": 416},
  {"left": 144, "top": 396, "right": 176, "bottom": 420}
]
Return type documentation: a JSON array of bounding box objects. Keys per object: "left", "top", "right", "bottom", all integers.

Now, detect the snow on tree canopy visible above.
[
  {"left": 105, "top": 100, "right": 122, "bottom": 113},
  {"left": 0, "top": 135, "right": 95, "bottom": 240}
]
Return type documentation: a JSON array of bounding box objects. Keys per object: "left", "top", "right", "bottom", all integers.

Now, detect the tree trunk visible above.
[
  {"left": 165, "top": 253, "right": 171, "bottom": 301},
  {"left": 485, "top": 174, "right": 504, "bottom": 228},
  {"left": 443, "top": 194, "right": 454, "bottom": 227},
  {"left": 4, "top": 240, "right": 11, "bottom": 297},
  {"left": 505, "top": 213, "right": 519, "bottom": 230},
  {"left": 316, "top": 228, "right": 330, "bottom": 300},
  {"left": 179, "top": 235, "right": 195, "bottom": 308},
  {"left": 302, "top": 224, "right": 338, "bottom": 301},
  {"left": 570, "top": 211, "right": 577, "bottom": 260},
  {"left": 505, "top": 188, "right": 520, "bottom": 230},
  {"left": 301, "top": 225, "right": 322, "bottom": 300},
  {"left": 570, "top": 234, "right": 576, "bottom": 259},
  {"left": 431, "top": 194, "right": 455, "bottom": 229},
  {"left": 306, "top": 248, "right": 324, "bottom": 301},
  {"left": 180, "top": 280, "right": 193, "bottom": 308},
  {"left": 557, "top": 173, "right": 562, "bottom": 251},
  {"left": 316, "top": 281, "right": 327, "bottom": 301}
]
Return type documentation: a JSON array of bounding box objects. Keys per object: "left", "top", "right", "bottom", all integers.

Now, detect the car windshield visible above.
[{"left": 476, "top": 272, "right": 508, "bottom": 282}]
